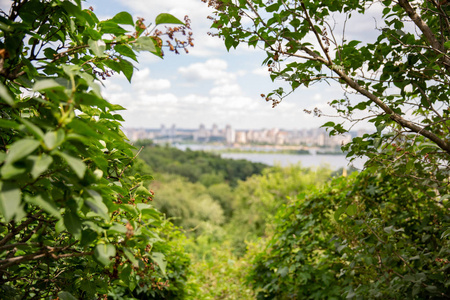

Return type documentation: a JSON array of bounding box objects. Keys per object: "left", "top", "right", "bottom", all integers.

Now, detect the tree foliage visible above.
[
  {"left": 134, "top": 141, "right": 268, "bottom": 186},
  {"left": 204, "top": 1, "right": 450, "bottom": 298},
  {"left": 205, "top": 0, "right": 449, "bottom": 188},
  {"left": 0, "top": 0, "right": 193, "bottom": 298},
  {"left": 227, "top": 165, "right": 332, "bottom": 254},
  {"left": 247, "top": 168, "right": 450, "bottom": 299}
]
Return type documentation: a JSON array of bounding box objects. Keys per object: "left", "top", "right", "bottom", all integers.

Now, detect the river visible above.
[
  {"left": 220, "top": 152, "right": 364, "bottom": 169},
  {"left": 175, "top": 144, "right": 365, "bottom": 170}
]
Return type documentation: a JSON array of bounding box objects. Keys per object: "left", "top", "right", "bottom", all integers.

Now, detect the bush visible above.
[{"left": 247, "top": 170, "right": 450, "bottom": 299}]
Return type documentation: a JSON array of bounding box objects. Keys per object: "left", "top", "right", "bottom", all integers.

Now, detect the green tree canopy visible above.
[
  {"left": 205, "top": 0, "right": 449, "bottom": 191},
  {"left": 0, "top": 0, "right": 194, "bottom": 298}
]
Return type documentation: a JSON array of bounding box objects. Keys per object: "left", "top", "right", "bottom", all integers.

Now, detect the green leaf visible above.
[
  {"left": 118, "top": 58, "right": 134, "bottom": 82},
  {"left": 4, "top": 139, "right": 40, "bottom": 164},
  {"left": 33, "top": 79, "right": 65, "bottom": 91},
  {"left": 1, "top": 163, "right": 26, "bottom": 179},
  {"left": 0, "top": 119, "right": 20, "bottom": 130},
  {"left": 43, "top": 129, "right": 65, "bottom": 150},
  {"left": 64, "top": 211, "right": 82, "bottom": 237},
  {"left": 151, "top": 252, "right": 167, "bottom": 276},
  {"left": 444, "top": 41, "right": 450, "bottom": 49},
  {"left": 441, "top": 228, "right": 450, "bottom": 239},
  {"left": 88, "top": 39, "right": 107, "bottom": 57},
  {"left": 155, "top": 13, "right": 184, "bottom": 25},
  {"left": 58, "top": 291, "right": 77, "bottom": 300},
  {"left": 94, "top": 243, "right": 116, "bottom": 266},
  {"left": 108, "top": 223, "right": 127, "bottom": 234},
  {"left": 132, "top": 36, "right": 156, "bottom": 53},
  {"left": 277, "top": 266, "right": 289, "bottom": 277},
  {"left": 0, "top": 182, "right": 22, "bottom": 222},
  {"left": 119, "top": 264, "right": 132, "bottom": 285},
  {"left": 346, "top": 288, "right": 356, "bottom": 299},
  {"left": 85, "top": 197, "right": 109, "bottom": 221},
  {"left": 19, "top": 118, "right": 45, "bottom": 140},
  {"left": 114, "top": 44, "right": 138, "bottom": 62},
  {"left": 124, "top": 247, "right": 139, "bottom": 267},
  {"left": 84, "top": 189, "right": 109, "bottom": 221},
  {"left": 321, "top": 121, "right": 335, "bottom": 128},
  {"left": 111, "top": 11, "right": 134, "bottom": 25},
  {"left": 0, "top": 21, "right": 13, "bottom": 32},
  {"left": 266, "top": 3, "right": 281, "bottom": 12},
  {"left": 334, "top": 206, "right": 346, "bottom": 222},
  {"left": 80, "top": 229, "right": 98, "bottom": 248},
  {"left": 346, "top": 204, "right": 357, "bottom": 216},
  {"left": 0, "top": 81, "right": 15, "bottom": 106},
  {"left": 99, "top": 20, "right": 127, "bottom": 35},
  {"left": 136, "top": 185, "right": 152, "bottom": 196},
  {"left": 56, "top": 151, "right": 86, "bottom": 179},
  {"left": 25, "top": 194, "right": 61, "bottom": 219},
  {"left": 347, "top": 40, "right": 361, "bottom": 47},
  {"left": 383, "top": 225, "right": 393, "bottom": 234}
]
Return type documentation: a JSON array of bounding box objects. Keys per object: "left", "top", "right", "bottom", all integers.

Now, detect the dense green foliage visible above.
[
  {"left": 0, "top": 1, "right": 194, "bottom": 298},
  {"left": 188, "top": 243, "right": 255, "bottom": 300},
  {"left": 152, "top": 174, "right": 226, "bottom": 232},
  {"left": 135, "top": 141, "right": 268, "bottom": 186},
  {"left": 206, "top": 0, "right": 449, "bottom": 189},
  {"left": 247, "top": 167, "right": 449, "bottom": 299},
  {"left": 226, "top": 165, "right": 332, "bottom": 254},
  {"left": 203, "top": 1, "right": 450, "bottom": 299}
]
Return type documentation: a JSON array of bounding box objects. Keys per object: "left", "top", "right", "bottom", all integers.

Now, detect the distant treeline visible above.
[{"left": 134, "top": 140, "right": 268, "bottom": 186}]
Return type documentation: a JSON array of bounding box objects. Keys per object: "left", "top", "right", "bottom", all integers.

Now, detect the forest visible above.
[{"left": 0, "top": 0, "right": 449, "bottom": 299}]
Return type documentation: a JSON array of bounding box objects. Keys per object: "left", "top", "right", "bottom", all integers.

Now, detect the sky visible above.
[{"left": 1, "top": 0, "right": 382, "bottom": 131}]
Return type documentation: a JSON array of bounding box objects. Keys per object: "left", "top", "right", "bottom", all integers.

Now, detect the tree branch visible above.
[
  {"left": 0, "top": 210, "right": 42, "bottom": 247},
  {"left": 331, "top": 66, "right": 450, "bottom": 154},
  {"left": 397, "top": 0, "right": 450, "bottom": 70},
  {"left": 0, "top": 248, "right": 94, "bottom": 270}
]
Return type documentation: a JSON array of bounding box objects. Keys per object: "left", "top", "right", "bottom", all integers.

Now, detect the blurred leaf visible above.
[
  {"left": 4, "top": 139, "right": 40, "bottom": 164},
  {"left": 58, "top": 291, "right": 77, "bottom": 300},
  {"left": 33, "top": 79, "right": 64, "bottom": 91},
  {"left": 151, "top": 252, "right": 167, "bottom": 276},
  {"left": 43, "top": 129, "right": 65, "bottom": 150},
  {"left": 25, "top": 194, "right": 61, "bottom": 219},
  {"left": 118, "top": 58, "right": 134, "bottom": 82},
  {"left": 111, "top": 11, "right": 134, "bottom": 25},
  {"left": 56, "top": 151, "right": 86, "bottom": 179},
  {"left": 108, "top": 223, "right": 127, "bottom": 234},
  {"left": 0, "top": 182, "right": 22, "bottom": 222},
  {"left": 124, "top": 247, "right": 139, "bottom": 267},
  {"left": 29, "top": 154, "right": 53, "bottom": 179},
  {"left": 94, "top": 243, "right": 116, "bottom": 266},
  {"left": 346, "top": 204, "right": 357, "bottom": 216},
  {"left": 20, "top": 118, "right": 45, "bottom": 140},
  {"left": 64, "top": 211, "right": 82, "bottom": 237},
  {"left": 132, "top": 36, "right": 156, "bottom": 53},
  {"left": 155, "top": 13, "right": 184, "bottom": 25},
  {"left": 0, "top": 81, "right": 15, "bottom": 106},
  {"left": 88, "top": 39, "right": 107, "bottom": 57}
]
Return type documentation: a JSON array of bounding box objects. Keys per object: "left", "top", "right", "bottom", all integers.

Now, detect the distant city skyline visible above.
[
  {"left": 124, "top": 123, "right": 367, "bottom": 148},
  {"left": 124, "top": 122, "right": 368, "bottom": 131}
]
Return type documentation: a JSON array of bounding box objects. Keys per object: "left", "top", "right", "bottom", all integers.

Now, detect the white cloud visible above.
[
  {"left": 132, "top": 68, "right": 171, "bottom": 91},
  {"left": 313, "top": 93, "right": 322, "bottom": 101},
  {"left": 178, "top": 59, "right": 233, "bottom": 83},
  {"left": 252, "top": 67, "right": 269, "bottom": 76},
  {"left": 209, "top": 84, "right": 242, "bottom": 97}
]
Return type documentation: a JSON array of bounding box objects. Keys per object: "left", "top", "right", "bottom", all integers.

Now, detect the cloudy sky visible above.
[{"left": 2, "top": 0, "right": 381, "bottom": 131}]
